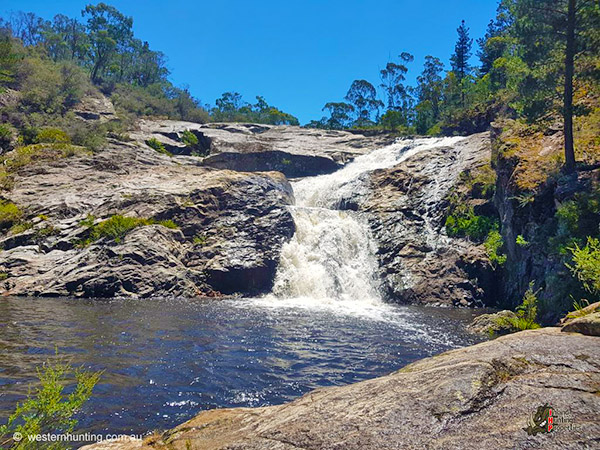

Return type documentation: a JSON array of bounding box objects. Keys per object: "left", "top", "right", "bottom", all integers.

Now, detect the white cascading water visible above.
[{"left": 257, "top": 136, "right": 465, "bottom": 318}]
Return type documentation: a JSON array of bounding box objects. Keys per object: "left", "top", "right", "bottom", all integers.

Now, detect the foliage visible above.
[
  {"left": 9, "top": 221, "right": 32, "bottom": 235},
  {"left": 484, "top": 230, "right": 507, "bottom": 266},
  {"left": 450, "top": 20, "right": 473, "bottom": 82},
  {"left": 181, "top": 129, "right": 198, "bottom": 147},
  {"left": 516, "top": 234, "right": 529, "bottom": 247},
  {"left": 0, "top": 123, "right": 14, "bottom": 151},
  {"left": 445, "top": 203, "right": 499, "bottom": 242},
  {"left": 0, "top": 358, "right": 101, "bottom": 450},
  {"left": 146, "top": 138, "right": 171, "bottom": 156},
  {"left": 551, "top": 190, "right": 600, "bottom": 255},
  {"left": 379, "top": 52, "right": 414, "bottom": 126},
  {"left": 211, "top": 93, "right": 298, "bottom": 125},
  {"left": 35, "top": 128, "right": 70, "bottom": 144},
  {"left": 568, "top": 237, "right": 600, "bottom": 294},
  {"left": 0, "top": 201, "right": 23, "bottom": 229},
  {"left": 81, "top": 214, "right": 178, "bottom": 245},
  {"left": 344, "top": 79, "right": 383, "bottom": 126},
  {"left": 494, "top": 282, "right": 541, "bottom": 332}
]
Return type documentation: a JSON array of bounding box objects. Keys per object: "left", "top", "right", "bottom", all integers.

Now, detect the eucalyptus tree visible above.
[
  {"left": 415, "top": 56, "right": 444, "bottom": 134},
  {"left": 82, "top": 3, "right": 133, "bottom": 83},
  {"left": 344, "top": 79, "right": 384, "bottom": 126},
  {"left": 322, "top": 102, "right": 355, "bottom": 129}
]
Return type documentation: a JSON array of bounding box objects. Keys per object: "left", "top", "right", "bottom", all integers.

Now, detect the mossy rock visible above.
[{"left": 466, "top": 310, "right": 519, "bottom": 336}]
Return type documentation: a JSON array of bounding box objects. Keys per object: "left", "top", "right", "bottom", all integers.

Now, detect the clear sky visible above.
[{"left": 1, "top": 1, "right": 499, "bottom": 124}]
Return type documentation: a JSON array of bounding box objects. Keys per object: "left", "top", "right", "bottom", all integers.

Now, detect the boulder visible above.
[
  {"left": 467, "top": 310, "right": 519, "bottom": 335},
  {"left": 82, "top": 328, "right": 600, "bottom": 450},
  {"left": 562, "top": 311, "right": 600, "bottom": 337}
]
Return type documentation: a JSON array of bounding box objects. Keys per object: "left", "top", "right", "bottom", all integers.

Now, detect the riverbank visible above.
[{"left": 82, "top": 327, "right": 600, "bottom": 450}]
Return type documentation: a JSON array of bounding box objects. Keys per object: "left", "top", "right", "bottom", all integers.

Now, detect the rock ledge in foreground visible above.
[{"left": 83, "top": 327, "right": 600, "bottom": 450}]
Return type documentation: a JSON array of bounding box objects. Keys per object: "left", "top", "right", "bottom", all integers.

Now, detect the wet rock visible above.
[
  {"left": 357, "top": 133, "right": 498, "bottom": 306},
  {"left": 0, "top": 138, "right": 294, "bottom": 297},
  {"left": 82, "top": 328, "right": 600, "bottom": 450},
  {"left": 467, "top": 310, "right": 519, "bottom": 335}
]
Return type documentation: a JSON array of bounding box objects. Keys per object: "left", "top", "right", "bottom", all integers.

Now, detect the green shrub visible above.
[
  {"left": 0, "top": 358, "right": 101, "bottom": 449},
  {"left": 82, "top": 214, "right": 178, "bottom": 245},
  {"left": 146, "top": 138, "right": 171, "bottom": 156},
  {"left": 9, "top": 221, "right": 33, "bottom": 235},
  {"left": 568, "top": 237, "right": 600, "bottom": 295},
  {"left": 445, "top": 205, "right": 498, "bottom": 242},
  {"left": 0, "top": 202, "right": 23, "bottom": 229},
  {"left": 0, "top": 124, "right": 13, "bottom": 150},
  {"left": 35, "top": 128, "right": 71, "bottom": 144},
  {"left": 484, "top": 230, "right": 507, "bottom": 266},
  {"left": 516, "top": 234, "right": 529, "bottom": 247},
  {"left": 193, "top": 234, "right": 207, "bottom": 246},
  {"left": 493, "top": 282, "right": 541, "bottom": 332},
  {"left": 181, "top": 130, "right": 199, "bottom": 147},
  {"left": 550, "top": 190, "right": 600, "bottom": 255}
]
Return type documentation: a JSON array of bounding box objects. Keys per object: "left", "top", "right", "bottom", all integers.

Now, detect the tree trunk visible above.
[{"left": 563, "top": 0, "right": 576, "bottom": 173}]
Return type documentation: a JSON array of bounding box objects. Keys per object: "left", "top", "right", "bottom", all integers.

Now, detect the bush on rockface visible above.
[
  {"left": 493, "top": 282, "right": 541, "bottom": 333},
  {"left": 35, "top": 128, "right": 71, "bottom": 144},
  {"left": 0, "top": 201, "right": 23, "bottom": 229},
  {"left": 80, "top": 214, "right": 178, "bottom": 245},
  {"left": 146, "top": 138, "right": 171, "bottom": 156},
  {"left": 568, "top": 237, "right": 600, "bottom": 296}
]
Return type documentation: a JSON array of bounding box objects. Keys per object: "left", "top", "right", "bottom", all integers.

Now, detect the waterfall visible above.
[{"left": 264, "top": 136, "right": 465, "bottom": 313}]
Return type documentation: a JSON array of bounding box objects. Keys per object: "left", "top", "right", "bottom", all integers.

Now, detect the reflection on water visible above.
[{"left": 0, "top": 296, "right": 485, "bottom": 437}]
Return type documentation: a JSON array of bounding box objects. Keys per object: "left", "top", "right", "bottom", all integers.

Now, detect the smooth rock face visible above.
[
  {"left": 0, "top": 138, "right": 294, "bottom": 297},
  {"left": 355, "top": 133, "right": 498, "bottom": 306},
  {"left": 82, "top": 328, "right": 600, "bottom": 450},
  {"left": 131, "top": 120, "right": 395, "bottom": 177}
]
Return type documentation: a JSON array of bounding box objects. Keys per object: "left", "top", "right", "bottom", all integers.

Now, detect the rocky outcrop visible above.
[
  {"left": 131, "top": 120, "right": 395, "bottom": 177},
  {"left": 562, "top": 312, "right": 600, "bottom": 336},
  {"left": 467, "top": 310, "right": 519, "bottom": 335},
  {"left": 0, "top": 138, "right": 294, "bottom": 297},
  {"left": 351, "top": 134, "right": 498, "bottom": 306},
  {"left": 82, "top": 327, "right": 600, "bottom": 450},
  {"left": 491, "top": 121, "right": 600, "bottom": 321},
  {"left": 73, "top": 93, "right": 118, "bottom": 123}
]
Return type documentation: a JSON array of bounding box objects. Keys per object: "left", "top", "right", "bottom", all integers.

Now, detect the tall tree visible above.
[
  {"left": 43, "top": 14, "right": 89, "bottom": 62},
  {"left": 511, "top": 0, "right": 600, "bottom": 173},
  {"left": 415, "top": 56, "right": 444, "bottom": 133},
  {"left": 344, "top": 79, "right": 383, "bottom": 126},
  {"left": 477, "top": 2, "right": 513, "bottom": 75},
  {"left": 322, "top": 102, "right": 355, "bottom": 129},
  {"left": 82, "top": 3, "right": 133, "bottom": 83},
  {"left": 379, "top": 52, "right": 414, "bottom": 111},
  {"left": 450, "top": 20, "right": 473, "bottom": 107},
  {"left": 450, "top": 20, "right": 473, "bottom": 81},
  {"left": 8, "top": 12, "right": 47, "bottom": 47}
]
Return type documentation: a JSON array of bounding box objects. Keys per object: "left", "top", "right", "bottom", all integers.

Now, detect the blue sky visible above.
[{"left": 2, "top": 1, "right": 499, "bottom": 124}]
